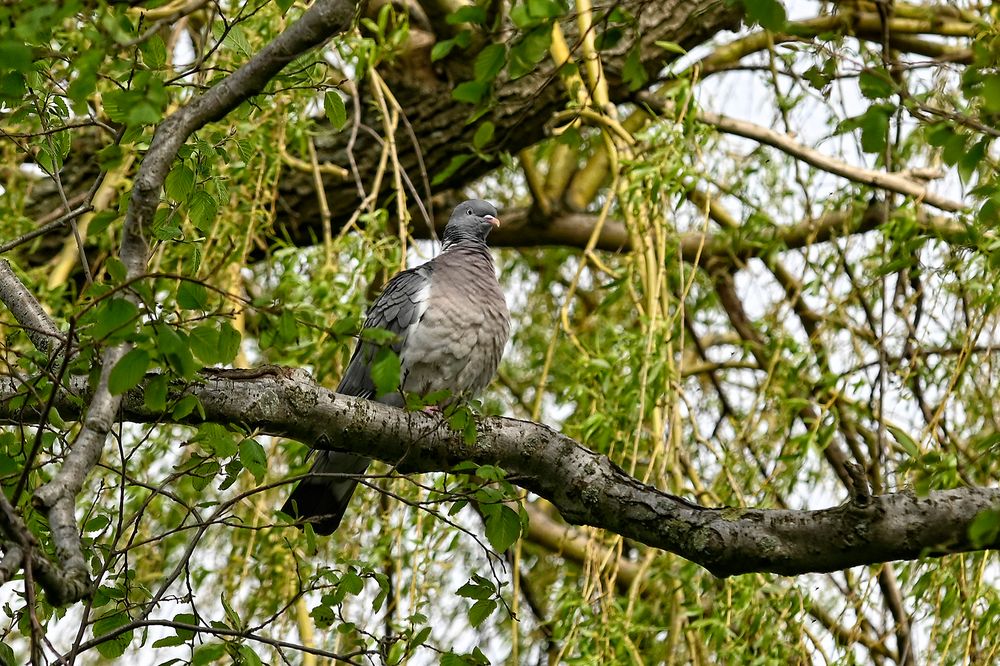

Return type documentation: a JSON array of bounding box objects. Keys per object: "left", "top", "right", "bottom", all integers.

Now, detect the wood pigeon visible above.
[{"left": 281, "top": 200, "right": 510, "bottom": 534}]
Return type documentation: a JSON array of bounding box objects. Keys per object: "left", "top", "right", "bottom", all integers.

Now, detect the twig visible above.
[
  {"left": 695, "top": 109, "right": 965, "bottom": 212},
  {"left": 0, "top": 204, "right": 94, "bottom": 255}
]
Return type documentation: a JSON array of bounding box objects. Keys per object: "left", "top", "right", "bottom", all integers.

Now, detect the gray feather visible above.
[{"left": 282, "top": 200, "right": 509, "bottom": 535}]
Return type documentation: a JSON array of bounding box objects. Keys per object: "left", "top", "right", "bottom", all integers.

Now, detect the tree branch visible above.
[
  {"left": 691, "top": 109, "right": 965, "bottom": 212},
  {"left": 3, "top": 370, "right": 998, "bottom": 581},
  {"left": 0, "top": 260, "right": 65, "bottom": 354}
]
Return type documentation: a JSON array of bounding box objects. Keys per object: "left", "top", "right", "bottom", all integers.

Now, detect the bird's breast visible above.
[{"left": 398, "top": 249, "right": 509, "bottom": 399}]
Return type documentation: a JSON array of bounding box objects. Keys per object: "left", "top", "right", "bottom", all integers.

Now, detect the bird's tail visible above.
[{"left": 281, "top": 451, "right": 372, "bottom": 535}]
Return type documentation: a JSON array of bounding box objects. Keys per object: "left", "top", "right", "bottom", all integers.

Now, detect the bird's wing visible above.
[{"left": 336, "top": 264, "right": 433, "bottom": 398}]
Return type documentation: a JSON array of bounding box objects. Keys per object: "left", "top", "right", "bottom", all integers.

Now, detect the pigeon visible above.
[{"left": 282, "top": 199, "right": 510, "bottom": 534}]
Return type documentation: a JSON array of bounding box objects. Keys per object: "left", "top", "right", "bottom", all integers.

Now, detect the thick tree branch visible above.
[
  {"left": 275, "top": 0, "right": 742, "bottom": 230},
  {"left": 0, "top": 260, "right": 65, "bottom": 354},
  {"left": 3, "top": 370, "right": 998, "bottom": 581},
  {"left": 523, "top": 502, "right": 897, "bottom": 660}
]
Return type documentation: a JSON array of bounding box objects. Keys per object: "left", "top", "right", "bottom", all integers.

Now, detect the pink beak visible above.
[{"left": 485, "top": 215, "right": 501, "bottom": 228}]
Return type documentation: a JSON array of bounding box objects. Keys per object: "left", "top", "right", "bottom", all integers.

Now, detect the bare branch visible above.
[
  {"left": 693, "top": 109, "right": 966, "bottom": 212},
  {"left": 0, "top": 259, "right": 65, "bottom": 354}
]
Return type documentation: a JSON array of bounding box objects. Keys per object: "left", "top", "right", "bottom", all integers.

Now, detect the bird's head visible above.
[{"left": 442, "top": 199, "right": 501, "bottom": 247}]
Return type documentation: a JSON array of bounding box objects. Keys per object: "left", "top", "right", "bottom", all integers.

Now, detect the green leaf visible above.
[
  {"left": 217, "top": 321, "right": 241, "bottom": 364},
  {"left": 341, "top": 570, "right": 364, "bottom": 595},
  {"left": 452, "top": 80, "right": 489, "bottom": 104},
  {"left": 239, "top": 439, "right": 267, "bottom": 483},
  {"left": 105, "top": 256, "right": 127, "bottom": 284},
  {"left": 942, "top": 133, "right": 967, "bottom": 166},
  {"left": 456, "top": 574, "right": 495, "bottom": 600},
  {"left": 981, "top": 74, "right": 1000, "bottom": 114},
  {"left": 145, "top": 374, "right": 168, "bottom": 412},
  {"left": 0, "top": 40, "right": 33, "bottom": 73},
  {"left": 371, "top": 347, "right": 401, "bottom": 397},
  {"left": 655, "top": 40, "right": 686, "bottom": 55},
  {"left": 172, "top": 394, "right": 203, "bottom": 420},
  {"left": 324, "top": 91, "right": 348, "bottom": 130},
  {"left": 441, "top": 647, "right": 490, "bottom": 665},
  {"left": 151, "top": 635, "right": 187, "bottom": 648},
  {"left": 372, "top": 572, "right": 390, "bottom": 612},
  {"left": 622, "top": 46, "right": 647, "bottom": 91},
  {"left": 472, "top": 121, "right": 495, "bottom": 150},
  {"left": 189, "top": 324, "right": 221, "bottom": 364},
  {"left": 67, "top": 50, "right": 103, "bottom": 108},
  {"left": 196, "top": 423, "right": 238, "bottom": 458},
  {"left": 192, "top": 643, "right": 226, "bottom": 666},
  {"left": 475, "top": 464, "right": 505, "bottom": 481},
  {"left": 743, "top": 0, "right": 787, "bottom": 31},
  {"left": 446, "top": 6, "right": 487, "bottom": 24},
  {"left": 165, "top": 164, "right": 195, "bottom": 202},
  {"left": 0, "top": 72, "right": 26, "bottom": 104},
  {"left": 958, "top": 139, "right": 987, "bottom": 183},
  {"left": 102, "top": 89, "right": 130, "bottom": 124},
  {"left": 276, "top": 310, "right": 300, "bottom": 344},
  {"left": 432, "top": 153, "right": 472, "bottom": 185},
  {"left": 0, "top": 452, "right": 18, "bottom": 476},
  {"left": 859, "top": 68, "right": 894, "bottom": 99},
  {"left": 90, "top": 210, "right": 119, "bottom": 236},
  {"left": 926, "top": 123, "right": 954, "bottom": 147},
  {"left": 173, "top": 613, "right": 198, "bottom": 639},
  {"left": 411, "top": 625, "right": 432, "bottom": 649},
  {"left": 802, "top": 65, "right": 832, "bottom": 91},
  {"left": 527, "top": 0, "right": 563, "bottom": 19},
  {"left": 509, "top": 5, "right": 534, "bottom": 30},
  {"left": 188, "top": 190, "right": 217, "bottom": 232},
  {"left": 108, "top": 348, "right": 150, "bottom": 395},
  {"left": 859, "top": 105, "right": 891, "bottom": 154},
  {"left": 311, "top": 603, "right": 335, "bottom": 629},
  {"left": 93, "top": 611, "right": 134, "bottom": 659},
  {"left": 0, "top": 641, "right": 13, "bottom": 666},
  {"left": 888, "top": 425, "right": 920, "bottom": 457},
  {"left": 85, "top": 515, "right": 110, "bottom": 532},
  {"left": 474, "top": 43, "right": 505, "bottom": 83},
  {"left": 969, "top": 508, "right": 1000, "bottom": 547},
  {"left": 508, "top": 26, "right": 551, "bottom": 80},
  {"left": 177, "top": 281, "right": 209, "bottom": 310},
  {"left": 190, "top": 320, "right": 239, "bottom": 366},
  {"left": 468, "top": 598, "right": 497, "bottom": 628},
  {"left": 140, "top": 35, "right": 167, "bottom": 69},
  {"left": 156, "top": 325, "right": 198, "bottom": 379},
  {"left": 431, "top": 38, "right": 456, "bottom": 62},
  {"left": 237, "top": 645, "right": 263, "bottom": 666},
  {"left": 221, "top": 591, "right": 242, "bottom": 630},
  {"left": 125, "top": 77, "right": 167, "bottom": 126},
  {"left": 223, "top": 25, "right": 252, "bottom": 58},
  {"left": 86, "top": 298, "right": 139, "bottom": 342},
  {"left": 484, "top": 504, "right": 521, "bottom": 552}
]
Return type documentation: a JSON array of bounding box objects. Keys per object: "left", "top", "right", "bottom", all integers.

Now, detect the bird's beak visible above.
[{"left": 485, "top": 215, "right": 501, "bottom": 228}]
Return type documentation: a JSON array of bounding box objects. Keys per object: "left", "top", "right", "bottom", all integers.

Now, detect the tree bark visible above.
[{"left": 20, "top": 1, "right": 742, "bottom": 254}]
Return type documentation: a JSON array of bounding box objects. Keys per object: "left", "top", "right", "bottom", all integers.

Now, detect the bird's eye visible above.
[{"left": 467, "top": 208, "right": 473, "bottom": 215}]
